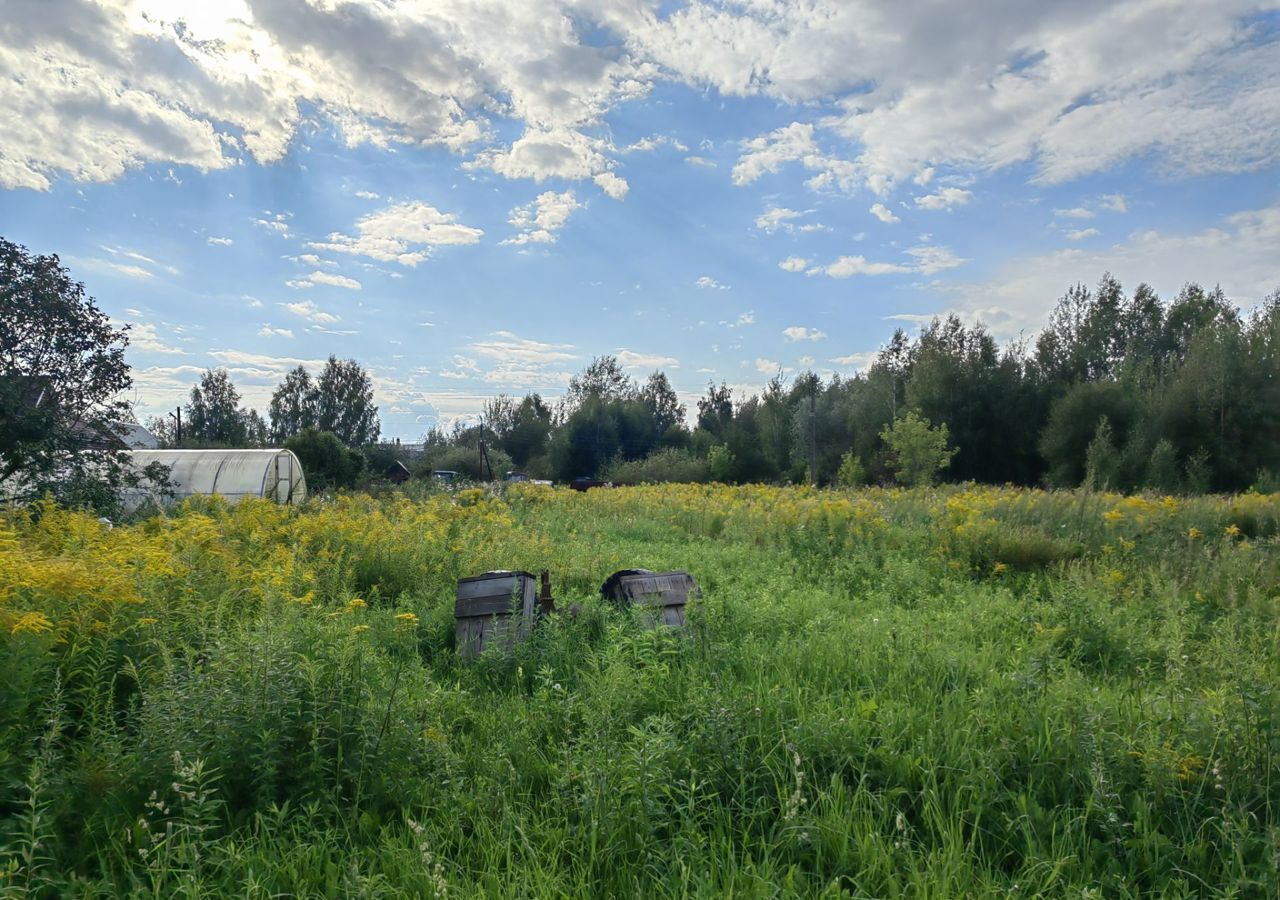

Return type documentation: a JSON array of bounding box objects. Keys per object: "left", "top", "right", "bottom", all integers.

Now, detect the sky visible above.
[{"left": 3, "top": 0, "right": 1279, "bottom": 441}]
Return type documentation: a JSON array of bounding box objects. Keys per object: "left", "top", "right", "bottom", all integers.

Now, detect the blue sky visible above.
[{"left": 4, "top": 1, "right": 1279, "bottom": 439}]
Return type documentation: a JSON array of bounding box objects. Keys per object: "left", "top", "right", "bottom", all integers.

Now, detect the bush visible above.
[
  {"left": 284, "top": 428, "right": 365, "bottom": 491},
  {"left": 880, "top": 411, "right": 957, "bottom": 487},
  {"left": 411, "top": 443, "right": 513, "bottom": 482},
  {"left": 604, "top": 448, "right": 710, "bottom": 485},
  {"left": 837, "top": 450, "right": 866, "bottom": 488},
  {"left": 707, "top": 444, "right": 735, "bottom": 483}
]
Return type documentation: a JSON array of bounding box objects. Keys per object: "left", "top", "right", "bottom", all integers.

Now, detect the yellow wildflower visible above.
[
  {"left": 1187, "top": 527, "right": 1203, "bottom": 540},
  {"left": 993, "top": 562, "right": 1008, "bottom": 575},
  {"left": 394, "top": 612, "right": 419, "bottom": 630},
  {"left": 1224, "top": 524, "right": 1241, "bottom": 537},
  {"left": 347, "top": 598, "right": 367, "bottom": 611},
  {"left": 1103, "top": 509, "right": 1124, "bottom": 523},
  {"left": 10, "top": 612, "right": 53, "bottom": 635},
  {"left": 351, "top": 624, "right": 369, "bottom": 635}
]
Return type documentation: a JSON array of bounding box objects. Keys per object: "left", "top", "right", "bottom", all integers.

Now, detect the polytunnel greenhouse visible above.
[{"left": 124, "top": 449, "right": 307, "bottom": 508}]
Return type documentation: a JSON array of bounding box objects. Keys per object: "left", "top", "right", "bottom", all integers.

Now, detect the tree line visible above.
[
  {"left": 428, "top": 274, "right": 1280, "bottom": 493},
  {"left": 4, "top": 231, "right": 1278, "bottom": 501}
]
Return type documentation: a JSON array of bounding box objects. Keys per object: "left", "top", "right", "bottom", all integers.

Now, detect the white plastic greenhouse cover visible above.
[{"left": 125, "top": 449, "right": 307, "bottom": 507}]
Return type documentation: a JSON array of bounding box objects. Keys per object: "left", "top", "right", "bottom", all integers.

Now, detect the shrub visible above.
[
  {"left": 837, "top": 450, "right": 866, "bottom": 488},
  {"left": 284, "top": 428, "right": 365, "bottom": 491},
  {"left": 604, "top": 449, "right": 709, "bottom": 485},
  {"left": 880, "top": 411, "right": 958, "bottom": 487}
]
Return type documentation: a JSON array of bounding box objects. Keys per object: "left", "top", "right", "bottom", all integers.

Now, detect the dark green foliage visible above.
[
  {"left": 285, "top": 428, "right": 366, "bottom": 490},
  {"left": 0, "top": 238, "right": 137, "bottom": 505}
]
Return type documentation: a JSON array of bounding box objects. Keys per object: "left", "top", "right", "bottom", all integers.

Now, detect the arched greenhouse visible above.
[{"left": 125, "top": 449, "right": 307, "bottom": 508}]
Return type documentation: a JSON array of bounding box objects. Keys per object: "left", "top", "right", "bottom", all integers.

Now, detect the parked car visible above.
[
  {"left": 431, "top": 469, "right": 458, "bottom": 483},
  {"left": 504, "top": 471, "right": 529, "bottom": 482},
  {"left": 569, "top": 475, "right": 612, "bottom": 491}
]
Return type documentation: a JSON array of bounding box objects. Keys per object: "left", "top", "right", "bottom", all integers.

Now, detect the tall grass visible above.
[{"left": 0, "top": 484, "right": 1277, "bottom": 896}]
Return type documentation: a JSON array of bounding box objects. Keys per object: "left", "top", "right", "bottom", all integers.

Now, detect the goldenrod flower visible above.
[
  {"left": 394, "top": 612, "right": 419, "bottom": 630},
  {"left": 1224, "top": 524, "right": 1241, "bottom": 537},
  {"left": 347, "top": 598, "right": 367, "bottom": 611},
  {"left": 351, "top": 624, "right": 369, "bottom": 635},
  {"left": 1187, "top": 527, "right": 1203, "bottom": 540},
  {"left": 992, "top": 562, "right": 1008, "bottom": 575},
  {"left": 10, "top": 612, "right": 53, "bottom": 635}
]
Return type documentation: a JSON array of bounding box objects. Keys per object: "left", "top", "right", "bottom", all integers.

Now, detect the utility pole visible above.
[{"left": 170, "top": 407, "right": 182, "bottom": 446}]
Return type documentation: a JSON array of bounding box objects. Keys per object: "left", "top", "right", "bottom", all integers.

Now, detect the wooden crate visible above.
[
  {"left": 600, "top": 569, "right": 701, "bottom": 628},
  {"left": 455, "top": 571, "right": 537, "bottom": 658}
]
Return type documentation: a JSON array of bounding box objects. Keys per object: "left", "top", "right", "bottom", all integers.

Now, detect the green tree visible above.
[
  {"left": 640, "top": 371, "right": 685, "bottom": 439},
  {"left": 879, "top": 411, "right": 957, "bottom": 487},
  {"left": 185, "top": 369, "right": 248, "bottom": 447},
  {"left": 837, "top": 450, "right": 866, "bottom": 488},
  {"left": 0, "top": 238, "right": 154, "bottom": 508},
  {"left": 315, "top": 356, "right": 380, "bottom": 446},
  {"left": 269, "top": 365, "right": 318, "bottom": 443},
  {"left": 284, "top": 428, "right": 365, "bottom": 491},
  {"left": 1145, "top": 439, "right": 1181, "bottom": 493},
  {"left": 1083, "top": 416, "right": 1120, "bottom": 491},
  {"left": 707, "top": 443, "right": 735, "bottom": 483}
]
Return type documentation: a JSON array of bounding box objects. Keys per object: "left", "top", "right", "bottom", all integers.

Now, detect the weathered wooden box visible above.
[
  {"left": 455, "top": 570, "right": 537, "bottom": 658},
  {"left": 600, "top": 569, "right": 701, "bottom": 628}
]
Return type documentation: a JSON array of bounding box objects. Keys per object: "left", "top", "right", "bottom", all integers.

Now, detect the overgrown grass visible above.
[{"left": 1, "top": 484, "right": 1278, "bottom": 897}]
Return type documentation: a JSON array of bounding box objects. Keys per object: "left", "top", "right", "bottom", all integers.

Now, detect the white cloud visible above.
[
  {"left": 783, "top": 326, "right": 827, "bottom": 342},
  {"left": 128, "top": 322, "right": 186, "bottom": 355},
  {"left": 726, "top": 311, "right": 755, "bottom": 328},
  {"left": 207, "top": 236, "right": 233, "bottom": 246},
  {"left": 869, "top": 203, "right": 900, "bottom": 223},
  {"left": 354, "top": 190, "right": 380, "bottom": 200},
  {"left": 309, "top": 201, "right": 483, "bottom": 266},
  {"left": 282, "top": 300, "right": 340, "bottom": 326},
  {"left": 1054, "top": 207, "right": 1095, "bottom": 220},
  {"left": 755, "top": 358, "right": 782, "bottom": 375},
  {"left": 778, "top": 256, "right": 810, "bottom": 273},
  {"left": 696, "top": 276, "right": 729, "bottom": 290},
  {"left": 755, "top": 207, "right": 803, "bottom": 233},
  {"left": 258, "top": 324, "right": 294, "bottom": 338},
  {"left": 623, "top": 135, "right": 688, "bottom": 153},
  {"left": 4, "top": 0, "right": 1276, "bottom": 204},
  {"left": 1065, "top": 228, "right": 1100, "bottom": 241},
  {"left": 829, "top": 351, "right": 877, "bottom": 370},
  {"left": 502, "top": 190, "right": 581, "bottom": 245},
  {"left": 287, "top": 270, "right": 362, "bottom": 291},
  {"left": 915, "top": 188, "right": 972, "bottom": 211},
  {"left": 593, "top": 171, "right": 630, "bottom": 199},
  {"left": 616, "top": 349, "right": 680, "bottom": 369},
  {"left": 938, "top": 198, "right": 1280, "bottom": 338},
  {"left": 468, "top": 331, "right": 576, "bottom": 366},
  {"left": 823, "top": 255, "right": 912, "bottom": 278},
  {"left": 787, "top": 242, "right": 966, "bottom": 279},
  {"left": 254, "top": 212, "right": 293, "bottom": 237},
  {"left": 1100, "top": 193, "right": 1129, "bottom": 213}
]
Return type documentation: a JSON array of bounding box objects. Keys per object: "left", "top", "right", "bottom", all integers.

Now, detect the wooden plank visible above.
[
  {"left": 456, "top": 575, "right": 525, "bottom": 601},
  {"left": 456, "top": 596, "right": 523, "bottom": 618}
]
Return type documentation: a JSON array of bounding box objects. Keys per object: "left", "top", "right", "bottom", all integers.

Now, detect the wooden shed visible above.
[
  {"left": 455, "top": 571, "right": 538, "bottom": 658},
  {"left": 600, "top": 569, "right": 701, "bottom": 628}
]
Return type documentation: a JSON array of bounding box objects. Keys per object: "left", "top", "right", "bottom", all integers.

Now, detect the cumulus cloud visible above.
[
  {"left": 616, "top": 349, "right": 680, "bottom": 369},
  {"left": 128, "top": 322, "right": 187, "bottom": 355},
  {"left": 869, "top": 203, "right": 900, "bottom": 223},
  {"left": 287, "top": 270, "right": 362, "bottom": 291},
  {"left": 2, "top": 0, "right": 1276, "bottom": 204},
  {"left": 258, "top": 324, "right": 294, "bottom": 338},
  {"left": 755, "top": 206, "right": 804, "bottom": 233},
  {"left": 915, "top": 187, "right": 972, "bottom": 211},
  {"left": 782, "top": 326, "right": 827, "bottom": 342},
  {"left": 937, "top": 198, "right": 1280, "bottom": 338},
  {"left": 778, "top": 256, "right": 810, "bottom": 272},
  {"left": 801, "top": 243, "right": 967, "bottom": 278},
  {"left": 207, "top": 236, "right": 233, "bottom": 246},
  {"left": 309, "top": 201, "right": 483, "bottom": 266},
  {"left": 281, "top": 300, "right": 340, "bottom": 325},
  {"left": 1065, "top": 228, "right": 1100, "bottom": 241},
  {"left": 696, "top": 276, "right": 729, "bottom": 290},
  {"left": 502, "top": 190, "right": 581, "bottom": 245}
]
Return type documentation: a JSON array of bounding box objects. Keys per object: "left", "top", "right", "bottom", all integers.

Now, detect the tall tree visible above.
[
  {"left": 564, "top": 355, "right": 635, "bottom": 412},
  {"left": 0, "top": 238, "right": 142, "bottom": 505},
  {"left": 185, "top": 369, "right": 248, "bottom": 446},
  {"left": 640, "top": 371, "right": 685, "bottom": 438},
  {"left": 315, "top": 356, "right": 380, "bottom": 446},
  {"left": 269, "top": 365, "right": 318, "bottom": 443}
]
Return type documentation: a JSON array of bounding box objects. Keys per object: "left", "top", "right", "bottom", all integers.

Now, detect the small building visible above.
[{"left": 124, "top": 449, "right": 307, "bottom": 508}]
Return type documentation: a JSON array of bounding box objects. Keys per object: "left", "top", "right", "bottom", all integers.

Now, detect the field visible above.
[{"left": 1, "top": 484, "right": 1279, "bottom": 898}]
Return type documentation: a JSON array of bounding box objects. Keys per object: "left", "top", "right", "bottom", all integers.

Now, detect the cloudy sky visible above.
[{"left": 4, "top": 0, "right": 1279, "bottom": 439}]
